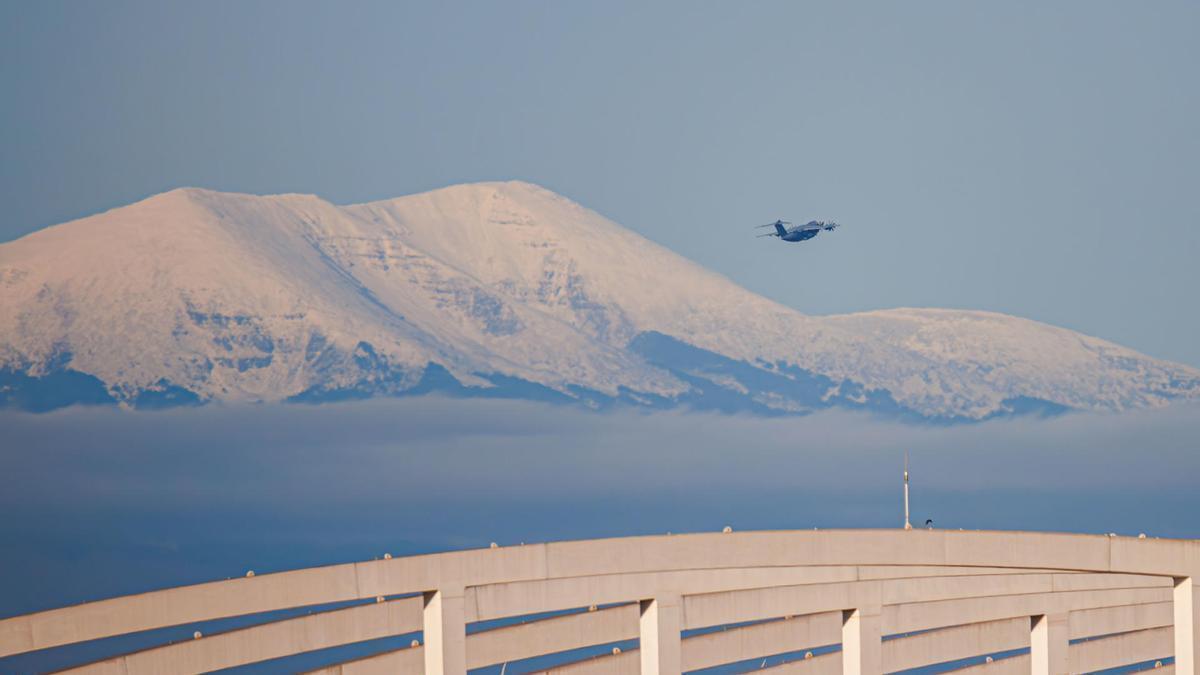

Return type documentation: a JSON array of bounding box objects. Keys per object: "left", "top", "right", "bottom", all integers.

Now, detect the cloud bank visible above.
[{"left": 2, "top": 399, "right": 1198, "bottom": 619}]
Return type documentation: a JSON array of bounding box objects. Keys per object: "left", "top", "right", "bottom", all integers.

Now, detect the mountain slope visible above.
[{"left": 2, "top": 181, "right": 1197, "bottom": 418}]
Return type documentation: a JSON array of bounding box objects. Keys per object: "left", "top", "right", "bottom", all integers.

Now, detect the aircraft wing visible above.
[{"left": 798, "top": 221, "right": 839, "bottom": 231}]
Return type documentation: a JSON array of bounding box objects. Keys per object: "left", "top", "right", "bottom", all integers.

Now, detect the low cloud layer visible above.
[
  {"left": 2, "top": 399, "right": 1198, "bottom": 618},
  {"left": 5, "top": 398, "right": 1198, "bottom": 503}
]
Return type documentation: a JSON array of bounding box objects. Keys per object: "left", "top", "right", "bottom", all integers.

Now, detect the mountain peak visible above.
[{"left": 2, "top": 183, "right": 1197, "bottom": 417}]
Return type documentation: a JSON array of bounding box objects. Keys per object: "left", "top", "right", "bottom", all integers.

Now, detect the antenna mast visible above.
[{"left": 903, "top": 450, "right": 912, "bottom": 530}]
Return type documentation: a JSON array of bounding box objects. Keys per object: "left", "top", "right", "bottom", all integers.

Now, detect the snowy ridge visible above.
[{"left": 1, "top": 181, "right": 1197, "bottom": 418}]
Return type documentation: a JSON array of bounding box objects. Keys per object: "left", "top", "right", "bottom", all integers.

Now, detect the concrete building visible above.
[{"left": 0, "top": 529, "right": 1196, "bottom": 674}]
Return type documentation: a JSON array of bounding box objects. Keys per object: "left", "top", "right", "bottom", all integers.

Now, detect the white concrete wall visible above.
[{"left": 2, "top": 529, "right": 1197, "bottom": 675}]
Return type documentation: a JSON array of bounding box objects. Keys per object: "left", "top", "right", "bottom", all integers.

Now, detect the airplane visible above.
[{"left": 756, "top": 219, "right": 840, "bottom": 243}]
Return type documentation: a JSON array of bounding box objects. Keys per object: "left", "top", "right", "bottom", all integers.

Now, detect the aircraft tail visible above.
[{"left": 774, "top": 223, "right": 788, "bottom": 237}]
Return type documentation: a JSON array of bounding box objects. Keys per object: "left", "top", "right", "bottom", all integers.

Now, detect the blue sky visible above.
[{"left": 2, "top": 1, "right": 1198, "bottom": 367}]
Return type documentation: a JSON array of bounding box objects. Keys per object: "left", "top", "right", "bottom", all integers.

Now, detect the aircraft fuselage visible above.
[{"left": 781, "top": 229, "right": 819, "bottom": 242}]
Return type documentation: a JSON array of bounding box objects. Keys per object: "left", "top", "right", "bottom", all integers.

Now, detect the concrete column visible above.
[
  {"left": 423, "top": 586, "right": 466, "bottom": 675},
  {"left": 1030, "top": 613, "right": 1068, "bottom": 675},
  {"left": 1176, "top": 577, "right": 1199, "bottom": 675},
  {"left": 842, "top": 605, "right": 882, "bottom": 675},
  {"left": 640, "top": 593, "right": 682, "bottom": 675}
]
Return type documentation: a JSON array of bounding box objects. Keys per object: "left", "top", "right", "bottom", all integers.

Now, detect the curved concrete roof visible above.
[{"left": 1, "top": 529, "right": 1196, "bottom": 674}]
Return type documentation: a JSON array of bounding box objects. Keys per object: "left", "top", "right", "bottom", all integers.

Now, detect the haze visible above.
[{"left": 4, "top": 399, "right": 1200, "bottom": 621}]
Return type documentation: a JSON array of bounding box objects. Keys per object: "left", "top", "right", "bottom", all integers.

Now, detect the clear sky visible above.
[{"left": 3, "top": 1, "right": 1197, "bottom": 366}]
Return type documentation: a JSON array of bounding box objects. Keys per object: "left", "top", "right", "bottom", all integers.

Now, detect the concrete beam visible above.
[
  {"left": 683, "top": 580, "right": 880, "bottom": 630},
  {"left": 1177, "top": 576, "right": 1198, "bottom": 675},
  {"left": 469, "top": 566, "right": 1107, "bottom": 626},
  {"left": 389, "top": 593, "right": 1176, "bottom": 675},
  {"left": 681, "top": 612, "right": 841, "bottom": 671},
  {"left": 759, "top": 651, "right": 842, "bottom": 675},
  {"left": 7, "top": 530, "right": 1197, "bottom": 659},
  {"left": 842, "top": 605, "right": 881, "bottom": 675},
  {"left": 0, "top": 563, "right": 364, "bottom": 658},
  {"left": 1070, "top": 601, "right": 1173, "bottom": 639},
  {"left": 885, "top": 586, "right": 1170, "bottom": 636},
  {"left": 54, "top": 579, "right": 1172, "bottom": 675},
  {"left": 469, "top": 604, "right": 638, "bottom": 669},
  {"left": 307, "top": 604, "right": 639, "bottom": 674},
  {"left": 883, "top": 617, "right": 1028, "bottom": 672},
  {"left": 538, "top": 648, "right": 639, "bottom": 675},
  {"left": 58, "top": 596, "right": 422, "bottom": 675},
  {"left": 0, "top": 542, "right": 553, "bottom": 660},
  {"left": 686, "top": 577, "right": 1168, "bottom": 634},
  {"left": 1030, "top": 613, "right": 1069, "bottom": 675},
  {"left": 941, "top": 654, "right": 1030, "bottom": 675},
  {"left": 306, "top": 645, "right": 422, "bottom": 675},
  {"left": 470, "top": 565, "right": 857, "bottom": 623},
  {"left": 640, "top": 594, "right": 682, "bottom": 675},
  {"left": 423, "top": 587, "right": 466, "bottom": 675},
  {"left": 1070, "top": 626, "right": 1172, "bottom": 673}
]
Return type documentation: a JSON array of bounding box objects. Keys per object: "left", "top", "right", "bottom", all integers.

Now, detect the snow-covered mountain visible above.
[{"left": 2, "top": 181, "right": 1197, "bottom": 418}]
